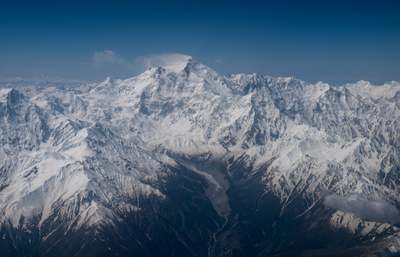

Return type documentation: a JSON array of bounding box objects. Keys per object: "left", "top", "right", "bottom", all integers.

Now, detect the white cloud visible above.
[
  {"left": 214, "top": 59, "right": 222, "bottom": 64},
  {"left": 135, "top": 53, "right": 191, "bottom": 70},
  {"left": 324, "top": 193, "right": 400, "bottom": 224},
  {"left": 92, "top": 50, "right": 134, "bottom": 71}
]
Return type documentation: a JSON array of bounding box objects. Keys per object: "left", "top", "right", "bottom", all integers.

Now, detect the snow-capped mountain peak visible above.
[{"left": 345, "top": 80, "right": 400, "bottom": 100}]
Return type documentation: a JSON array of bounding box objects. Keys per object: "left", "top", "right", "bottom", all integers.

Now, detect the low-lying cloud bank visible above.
[{"left": 324, "top": 193, "right": 400, "bottom": 224}]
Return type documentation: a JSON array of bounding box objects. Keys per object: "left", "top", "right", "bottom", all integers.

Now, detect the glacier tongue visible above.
[{"left": 180, "top": 162, "right": 230, "bottom": 218}]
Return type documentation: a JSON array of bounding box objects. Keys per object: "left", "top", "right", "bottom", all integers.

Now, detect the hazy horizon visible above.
[{"left": 1, "top": 0, "right": 399, "bottom": 86}]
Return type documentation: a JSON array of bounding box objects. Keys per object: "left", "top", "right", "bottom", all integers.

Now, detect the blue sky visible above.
[{"left": 1, "top": 0, "right": 399, "bottom": 85}]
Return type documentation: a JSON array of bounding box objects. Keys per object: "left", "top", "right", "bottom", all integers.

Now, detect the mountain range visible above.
[{"left": 1, "top": 56, "right": 400, "bottom": 256}]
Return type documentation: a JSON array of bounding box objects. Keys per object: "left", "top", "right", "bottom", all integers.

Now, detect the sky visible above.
[{"left": 1, "top": 0, "right": 399, "bottom": 85}]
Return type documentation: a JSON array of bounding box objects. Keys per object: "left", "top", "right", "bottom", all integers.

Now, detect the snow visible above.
[
  {"left": 345, "top": 80, "right": 400, "bottom": 100},
  {"left": 75, "top": 201, "right": 102, "bottom": 228},
  {"left": 329, "top": 211, "right": 393, "bottom": 235},
  {"left": 0, "top": 88, "right": 13, "bottom": 102},
  {"left": 385, "top": 233, "right": 400, "bottom": 256},
  {"left": 61, "top": 128, "right": 95, "bottom": 162}
]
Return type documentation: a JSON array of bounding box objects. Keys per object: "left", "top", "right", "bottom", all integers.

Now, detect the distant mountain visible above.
[
  {"left": 0, "top": 75, "right": 95, "bottom": 97},
  {"left": 1, "top": 56, "right": 400, "bottom": 256}
]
